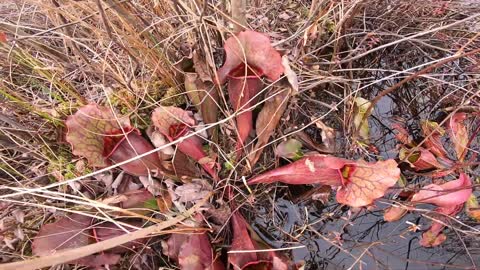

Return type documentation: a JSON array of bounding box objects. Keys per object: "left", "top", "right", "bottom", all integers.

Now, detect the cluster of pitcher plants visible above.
[{"left": 31, "top": 30, "right": 477, "bottom": 269}]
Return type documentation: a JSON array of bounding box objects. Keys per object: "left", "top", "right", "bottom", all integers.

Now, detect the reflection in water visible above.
[
  {"left": 254, "top": 198, "right": 479, "bottom": 270},
  {"left": 252, "top": 85, "right": 480, "bottom": 269}
]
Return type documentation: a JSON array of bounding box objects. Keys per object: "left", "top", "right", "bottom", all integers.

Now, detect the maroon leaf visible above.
[
  {"left": 229, "top": 212, "right": 259, "bottom": 269},
  {"left": 178, "top": 233, "right": 224, "bottom": 270},
  {"left": 94, "top": 221, "right": 146, "bottom": 253},
  {"left": 151, "top": 106, "right": 217, "bottom": 179},
  {"left": 66, "top": 104, "right": 163, "bottom": 176},
  {"left": 411, "top": 173, "right": 472, "bottom": 207},
  {"left": 419, "top": 204, "right": 461, "bottom": 247},
  {"left": 65, "top": 104, "right": 131, "bottom": 167},
  {"left": 32, "top": 214, "right": 93, "bottom": 257},
  {"left": 336, "top": 159, "right": 400, "bottom": 207},
  {"left": 228, "top": 65, "right": 264, "bottom": 156},
  {"left": 217, "top": 30, "right": 284, "bottom": 85},
  {"left": 104, "top": 127, "right": 165, "bottom": 176},
  {"left": 217, "top": 30, "right": 284, "bottom": 159},
  {"left": 229, "top": 211, "right": 289, "bottom": 270},
  {"left": 74, "top": 253, "right": 121, "bottom": 267},
  {"left": 249, "top": 156, "right": 400, "bottom": 207},
  {"left": 32, "top": 214, "right": 146, "bottom": 267},
  {"left": 163, "top": 229, "right": 224, "bottom": 270},
  {"left": 248, "top": 155, "right": 347, "bottom": 186},
  {"left": 163, "top": 234, "right": 189, "bottom": 261}
]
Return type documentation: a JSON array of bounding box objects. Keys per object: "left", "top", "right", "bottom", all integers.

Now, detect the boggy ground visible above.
[{"left": 1, "top": 0, "right": 480, "bottom": 269}]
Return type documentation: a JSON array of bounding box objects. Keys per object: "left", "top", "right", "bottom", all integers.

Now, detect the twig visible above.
[
  {"left": 231, "top": 0, "right": 247, "bottom": 33},
  {"left": 362, "top": 48, "right": 480, "bottom": 126}
]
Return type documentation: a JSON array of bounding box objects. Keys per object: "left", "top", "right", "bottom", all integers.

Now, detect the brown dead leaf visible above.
[
  {"left": 294, "top": 130, "right": 335, "bottom": 154},
  {"left": 174, "top": 179, "right": 213, "bottom": 204},
  {"left": 147, "top": 128, "right": 175, "bottom": 157},
  {"left": 0, "top": 202, "right": 9, "bottom": 211},
  {"left": 192, "top": 50, "right": 213, "bottom": 83},
  {"left": 247, "top": 87, "right": 291, "bottom": 167},
  {"left": 157, "top": 189, "right": 173, "bottom": 214},
  {"left": 185, "top": 50, "right": 219, "bottom": 138},
  {"left": 116, "top": 189, "right": 155, "bottom": 209},
  {"left": 311, "top": 186, "right": 332, "bottom": 204},
  {"left": 14, "top": 227, "right": 24, "bottom": 241},
  {"left": 204, "top": 204, "right": 232, "bottom": 230},
  {"left": 384, "top": 204, "right": 409, "bottom": 222},
  {"left": 281, "top": 56, "right": 299, "bottom": 93},
  {"left": 303, "top": 23, "right": 319, "bottom": 46},
  {"left": 353, "top": 97, "right": 371, "bottom": 142},
  {"left": 312, "top": 118, "right": 336, "bottom": 153},
  {"left": 138, "top": 176, "right": 164, "bottom": 196},
  {"left": 447, "top": 113, "right": 468, "bottom": 161},
  {"left": 302, "top": 0, "right": 323, "bottom": 46},
  {"left": 275, "top": 139, "right": 303, "bottom": 159},
  {"left": 278, "top": 12, "right": 291, "bottom": 20},
  {"left": 4, "top": 237, "right": 16, "bottom": 250},
  {"left": 95, "top": 172, "right": 113, "bottom": 189},
  {"left": 168, "top": 151, "right": 201, "bottom": 178},
  {"left": 12, "top": 209, "right": 24, "bottom": 224},
  {"left": 184, "top": 73, "right": 219, "bottom": 131},
  {"left": 75, "top": 160, "right": 86, "bottom": 174}
]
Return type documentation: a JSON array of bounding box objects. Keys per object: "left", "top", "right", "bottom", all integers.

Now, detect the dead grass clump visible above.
[{"left": 1, "top": 0, "right": 479, "bottom": 269}]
